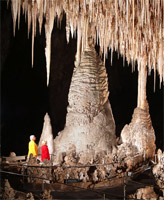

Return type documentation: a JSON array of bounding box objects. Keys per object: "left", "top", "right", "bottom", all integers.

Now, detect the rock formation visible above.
[
  {"left": 128, "top": 186, "right": 158, "bottom": 200},
  {"left": 25, "top": 157, "right": 52, "bottom": 183},
  {"left": 38, "top": 113, "right": 54, "bottom": 158},
  {"left": 9, "top": 0, "right": 161, "bottom": 169},
  {"left": 118, "top": 65, "right": 156, "bottom": 161},
  {"left": 2, "top": 179, "right": 15, "bottom": 200},
  {"left": 41, "top": 190, "right": 53, "bottom": 200},
  {"left": 26, "top": 193, "right": 35, "bottom": 200},
  {"left": 153, "top": 149, "right": 164, "bottom": 196},
  {"left": 10, "top": 1, "right": 164, "bottom": 87},
  {"left": 119, "top": 104, "right": 156, "bottom": 160},
  {"left": 53, "top": 43, "right": 116, "bottom": 165}
]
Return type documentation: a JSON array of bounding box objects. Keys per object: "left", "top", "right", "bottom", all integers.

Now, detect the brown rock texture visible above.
[
  {"left": 128, "top": 186, "right": 158, "bottom": 200},
  {"left": 153, "top": 149, "right": 164, "bottom": 196}
]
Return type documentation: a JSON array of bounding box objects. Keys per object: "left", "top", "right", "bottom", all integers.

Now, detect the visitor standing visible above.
[
  {"left": 41, "top": 140, "right": 50, "bottom": 162},
  {"left": 27, "top": 135, "right": 38, "bottom": 159}
]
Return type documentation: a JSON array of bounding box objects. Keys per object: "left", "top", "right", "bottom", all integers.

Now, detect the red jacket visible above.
[{"left": 41, "top": 145, "right": 50, "bottom": 161}]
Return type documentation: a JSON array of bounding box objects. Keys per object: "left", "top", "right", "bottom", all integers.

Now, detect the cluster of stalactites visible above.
[
  {"left": 10, "top": 0, "right": 64, "bottom": 85},
  {"left": 10, "top": 0, "right": 164, "bottom": 88}
]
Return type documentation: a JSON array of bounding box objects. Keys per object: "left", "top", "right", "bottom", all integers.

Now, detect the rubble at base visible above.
[
  {"left": 128, "top": 186, "right": 158, "bottom": 200},
  {"left": 153, "top": 149, "right": 164, "bottom": 197}
]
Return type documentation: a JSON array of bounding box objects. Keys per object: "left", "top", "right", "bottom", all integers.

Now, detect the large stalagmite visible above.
[{"left": 54, "top": 44, "right": 116, "bottom": 164}]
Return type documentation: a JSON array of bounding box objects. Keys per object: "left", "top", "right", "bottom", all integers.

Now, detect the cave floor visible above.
[{"left": 1, "top": 167, "right": 155, "bottom": 199}]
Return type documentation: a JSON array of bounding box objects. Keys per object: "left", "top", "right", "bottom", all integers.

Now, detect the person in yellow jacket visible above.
[{"left": 27, "top": 135, "right": 38, "bottom": 159}]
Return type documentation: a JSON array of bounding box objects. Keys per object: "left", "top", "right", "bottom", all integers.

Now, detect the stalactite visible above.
[
  {"left": 10, "top": 0, "right": 164, "bottom": 87},
  {"left": 66, "top": 14, "right": 70, "bottom": 44},
  {"left": 45, "top": 7, "right": 55, "bottom": 86},
  {"left": 140, "top": 64, "right": 147, "bottom": 109},
  {"left": 27, "top": 5, "right": 31, "bottom": 39},
  {"left": 31, "top": 6, "right": 35, "bottom": 67},
  {"left": 76, "top": 20, "right": 82, "bottom": 67},
  {"left": 38, "top": 0, "right": 43, "bottom": 35},
  {"left": 137, "top": 60, "right": 147, "bottom": 110},
  {"left": 17, "top": 0, "right": 21, "bottom": 30},
  {"left": 137, "top": 64, "right": 141, "bottom": 108},
  {"left": 158, "top": 41, "right": 163, "bottom": 88},
  {"left": 11, "top": 0, "right": 18, "bottom": 36}
]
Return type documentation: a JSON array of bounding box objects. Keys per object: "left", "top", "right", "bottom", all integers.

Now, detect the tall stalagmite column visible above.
[
  {"left": 53, "top": 42, "right": 116, "bottom": 165},
  {"left": 120, "top": 64, "right": 156, "bottom": 159},
  {"left": 137, "top": 64, "right": 148, "bottom": 110}
]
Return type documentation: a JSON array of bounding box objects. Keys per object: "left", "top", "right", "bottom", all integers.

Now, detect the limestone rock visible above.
[
  {"left": 54, "top": 45, "right": 116, "bottom": 165},
  {"left": 2, "top": 179, "right": 15, "bottom": 200},
  {"left": 128, "top": 186, "right": 158, "bottom": 200},
  {"left": 42, "top": 190, "right": 53, "bottom": 200},
  {"left": 153, "top": 149, "right": 164, "bottom": 192},
  {"left": 9, "top": 152, "right": 16, "bottom": 157},
  {"left": 26, "top": 193, "right": 35, "bottom": 200},
  {"left": 38, "top": 113, "right": 54, "bottom": 158},
  {"left": 120, "top": 106, "right": 156, "bottom": 159}
]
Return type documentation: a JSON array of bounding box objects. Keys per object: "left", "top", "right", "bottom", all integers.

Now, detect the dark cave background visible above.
[{"left": 1, "top": 1, "right": 163, "bottom": 156}]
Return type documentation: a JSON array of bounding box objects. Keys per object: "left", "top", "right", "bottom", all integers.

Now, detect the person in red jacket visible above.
[{"left": 41, "top": 140, "right": 50, "bottom": 162}]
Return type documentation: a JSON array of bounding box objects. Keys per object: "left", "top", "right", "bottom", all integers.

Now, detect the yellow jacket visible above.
[{"left": 28, "top": 140, "right": 38, "bottom": 158}]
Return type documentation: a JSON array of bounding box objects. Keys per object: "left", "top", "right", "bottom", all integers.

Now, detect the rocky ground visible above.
[{"left": 1, "top": 156, "right": 164, "bottom": 199}]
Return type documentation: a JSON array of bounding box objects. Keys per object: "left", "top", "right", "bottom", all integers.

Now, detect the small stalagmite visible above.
[
  {"left": 54, "top": 43, "right": 116, "bottom": 165},
  {"left": 38, "top": 113, "right": 54, "bottom": 158}
]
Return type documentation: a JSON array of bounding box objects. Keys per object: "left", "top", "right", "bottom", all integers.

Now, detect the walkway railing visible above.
[{"left": 1, "top": 152, "right": 157, "bottom": 199}]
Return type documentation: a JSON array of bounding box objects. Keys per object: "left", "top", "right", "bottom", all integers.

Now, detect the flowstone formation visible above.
[{"left": 54, "top": 44, "right": 116, "bottom": 165}]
